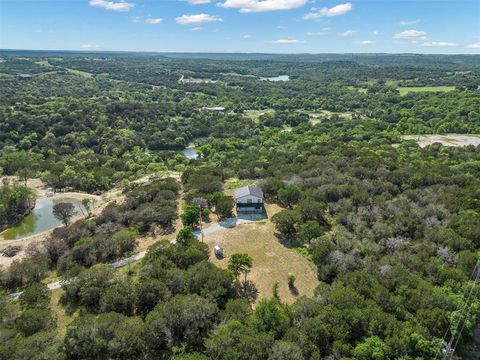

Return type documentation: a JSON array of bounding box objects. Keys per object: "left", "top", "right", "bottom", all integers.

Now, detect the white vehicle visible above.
[{"left": 214, "top": 245, "right": 224, "bottom": 258}]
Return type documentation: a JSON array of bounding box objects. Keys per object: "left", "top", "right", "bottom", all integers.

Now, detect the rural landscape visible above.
[
  {"left": 0, "top": 50, "right": 479, "bottom": 359},
  {"left": 1, "top": 0, "right": 480, "bottom": 358}
]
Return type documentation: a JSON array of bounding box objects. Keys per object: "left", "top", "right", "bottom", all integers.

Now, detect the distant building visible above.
[
  {"left": 201, "top": 106, "right": 226, "bottom": 112},
  {"left": 234, "top": 186, "right": 264, "bottom": 213}
]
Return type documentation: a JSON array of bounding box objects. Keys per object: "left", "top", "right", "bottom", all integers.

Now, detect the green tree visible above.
[
  {"left": 228, "top": 253, "right": 253, "bottom": 292},
  {"left": 352, "top": 336, "right": 390, "bottom": 360},
  {"left": 216, "top": 195, "right": 235, "bottom": 219},
  {"left": 181, "top": 204, "right": 200, "bottom": 228},
  {"left": 277, "top": 185, "right": 301, "bottom": 208},
  {"left": 15, "top": 308, "right": 56, "bottom": 337},
  {"left": 19, "top": 283, "right": 50, "bottom": 310},
  {"left": 272, "top": 210, "right": 299, "bottom": 237},
  {"left": 249, "top": 298, "right": 290, "bottom": 338},
  {"left": 52, "top": 202, "right": 76, "bottom": 226},
  {"left": 268, "top": 340, "right": 304, "bottom": 360},
  {"left": 205, "top": 320, "right": 274, "bottom": 360}
]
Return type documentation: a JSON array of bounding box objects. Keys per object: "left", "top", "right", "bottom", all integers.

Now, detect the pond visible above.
[
  {"left": 261, "top": 75, "right": 290, "bottom": 82},
  {"left": 182, "top": 146, "right": 199, "bottom": 160},
  {"left": 1, "top": 198, "right": 85, "bottom": 240}
]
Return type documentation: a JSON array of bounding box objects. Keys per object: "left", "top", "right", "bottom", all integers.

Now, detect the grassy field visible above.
[
  {"left": 50, "top": 288, "right": 76, "bottom": 338},
  {"left": 304, "top": 110, "right": 353, "bottom": 125},
  {"left": 347, "top": 86, "right": 367, "bottom": 94},
  {"left": 244, "top": 109, "right": 275, "bottom": 123},
  {"left": 65, "top": 68, "right": 93, "bottom": 78},
  {"left": 397, "top": 86, "right": 455, "bottom": 95},
  {"left": 204, "top": 204, "right": 319, "bottom": 305}
]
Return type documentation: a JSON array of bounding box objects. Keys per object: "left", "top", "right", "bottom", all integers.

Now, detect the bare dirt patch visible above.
[{"left": 402, "top": 134, "right": 480, "bottom": 148}]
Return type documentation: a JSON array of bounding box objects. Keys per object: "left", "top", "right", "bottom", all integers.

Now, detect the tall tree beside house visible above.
[
  {"left": 277, "top": 185, "right": 301, "bottom": 209},
  {"left": 215, "top": 195, "right": 235, "bottom": 219}
]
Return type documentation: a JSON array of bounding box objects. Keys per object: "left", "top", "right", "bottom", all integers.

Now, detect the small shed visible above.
[{"left": 234, "top": 186, "right": 264, "bottom": 213}]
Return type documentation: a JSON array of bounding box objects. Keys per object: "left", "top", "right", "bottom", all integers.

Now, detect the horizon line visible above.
[{"left": 1, "top": 48, "right": 479, "bottom": 56}]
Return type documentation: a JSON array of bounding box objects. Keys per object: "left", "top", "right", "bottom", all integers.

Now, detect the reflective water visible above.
[
  {"left": 1, "top": 198, "right": 85, "bottom": 240},
  {"left": 183, "top": 147, "right": 199, "bottom": 160},
  {"left": 262, "top": 75, "right": 290, "bottom": 82}
]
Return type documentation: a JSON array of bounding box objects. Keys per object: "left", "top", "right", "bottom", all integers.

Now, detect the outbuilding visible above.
[{"left": 234, "top": 186, "right": 264, "bottom": 213}]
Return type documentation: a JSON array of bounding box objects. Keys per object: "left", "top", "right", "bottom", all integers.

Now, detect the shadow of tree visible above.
[
  {"left": 234, "top": 280, "right": 258, "bottom": 303},
  {"left": 289, "top": 284, "right": 299, "bottom": 296}
]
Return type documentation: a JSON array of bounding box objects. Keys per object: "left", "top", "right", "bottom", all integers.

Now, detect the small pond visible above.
[
  {"left": 183, "top": 146, "right": 199, "bottom": 160},
  {"left": 262, "top": 75, "right": 290, "bottom": 82},
  {"left": 1, "top": 198, "right": 85, "bottom": 240}
]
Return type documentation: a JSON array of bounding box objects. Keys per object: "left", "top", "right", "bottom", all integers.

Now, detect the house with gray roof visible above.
[{"left": 234, "top": 186, "right": 264, "bottom": 213}]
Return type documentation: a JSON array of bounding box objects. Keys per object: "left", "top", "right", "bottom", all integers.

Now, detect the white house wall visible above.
[{"left": 236, "top": 195, "right": 263, "bottom": 204}]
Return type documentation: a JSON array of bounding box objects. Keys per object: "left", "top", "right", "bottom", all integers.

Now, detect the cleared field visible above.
[
  {"left": 65, "top": 68, "right": 93, "bottom": 78},
  {"left": 244, "top": 109, "right": 275, "bottom": 122},
  {"left": 402, "top": 134, "right": 480, "bottom": 147},
  {"left": 204, "top": 204, "right": 319, "bottom": 304},
  {"left": 347, "top": 86, "right": 367, "bottom": 94},
  {"left": 398, "top": 86, "right": 455, "bottom": 95},
  {"left": 304, "top": 110, "right": 353, "bottom": 125}
]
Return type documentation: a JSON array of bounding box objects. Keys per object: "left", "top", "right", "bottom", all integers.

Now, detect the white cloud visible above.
[
  {"left": 393, "top": 29, "right": 427, "bottom": 39},
  {"left": 89, "top": 0, "right": 134, "bottom": 11},
  {"left": 422, "top": 41, "right": 457, "bottom": 47},
  {"left": 219, "top": 0, "right": 307, "bottom": 13},
  {"left": 243, "top": 34, "right": 253, "bottom": 38},
  {"left": 188, "top": 0, "right": 211, "bottom": 4},
  {"left": 80, "top": 44, "right": 100, "bottom": 49},
  {"left": 271, "top": 39, "right": 306, "bottom": 44},
  {"left": 466, "top": 42, "right": 480, "bottom": 49},
  {"left": 399, "top": 19, "right": 420, "bottom": 26},
  {"left": 338, "top": 30, "right": 356, "bottom": 37},
  {"left": 176, "top": 13, "right": 223, "bottom": 25},
  {"left": 145, "top": 18, "right": 163, "bottom": 24},
  {"left": 373, "top": 31, "right": 380, "bottom": 36},
  {"left": 190, "top": 27, "right": 203, "bottom": 31},
  {"left": 354, "top": 40, "right": 376, "bottom": 45},
  {"left": 307, "top": 28, "right": 331, "bottom": 36},
  {"left": 277, "top": 25, "right": 288, "bottom": 30},
  {"left": 303, "top": 2, "right": 352, "bottom": 20}
]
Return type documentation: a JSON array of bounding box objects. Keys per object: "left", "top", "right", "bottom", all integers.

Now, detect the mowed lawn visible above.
[
  {"left": 397, "top": 86, "right": 455, "bottom": 95},
  {"left": 203, "top": 204, "right": 319, "bottom": 304}
]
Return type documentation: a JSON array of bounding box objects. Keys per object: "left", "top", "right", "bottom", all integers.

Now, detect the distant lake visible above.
[
  {"left": 183, "top": 146, "right": 199, "bottom": 160},
  {"left": 1, "top": 198, "right": 85, "bottom": 240},
  {"left": 262, "top": 75, "right": 290, "bottom": 82}
]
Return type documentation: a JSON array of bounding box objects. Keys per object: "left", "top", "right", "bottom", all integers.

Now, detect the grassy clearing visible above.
[
  {"left": 204, "top": 204, "right": 319, "bottom": 304},
  {"left": 347, "top": 86, "right": 367, "bottom": 94},
  {"left": 304, "top": 110, "right": 353, "bottom": 125},
  {"left": 65, "top": 68, "right": 93, "bottom": 78},
  {"left": 224, "top": 178, "right": 258, "bottom": 191},
  {"left": 244, "top": 109, "right": 275, "bottom": 122},
  {"left": 50, "top": 288, "right": 76, "bottom": 338},
  {"left": 398, "top": 86, "right": 455, "bottom": 95},
  {"left": 35, "top": 60, "right": 54, "bottom": 68}
]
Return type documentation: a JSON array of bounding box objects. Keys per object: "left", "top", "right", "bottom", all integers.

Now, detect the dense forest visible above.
[{"left": 0, "top": 51, "right": 479, "bottom": 359}]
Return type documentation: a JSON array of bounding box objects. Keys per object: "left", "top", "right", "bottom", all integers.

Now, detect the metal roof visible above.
[{"left": 234, "top": 186, "right": 263, "bottom": 199}]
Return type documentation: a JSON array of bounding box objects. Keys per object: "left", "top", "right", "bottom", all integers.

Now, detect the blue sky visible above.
[{"left": 1, "top": 0, "right": 479, "bottom": 53}]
